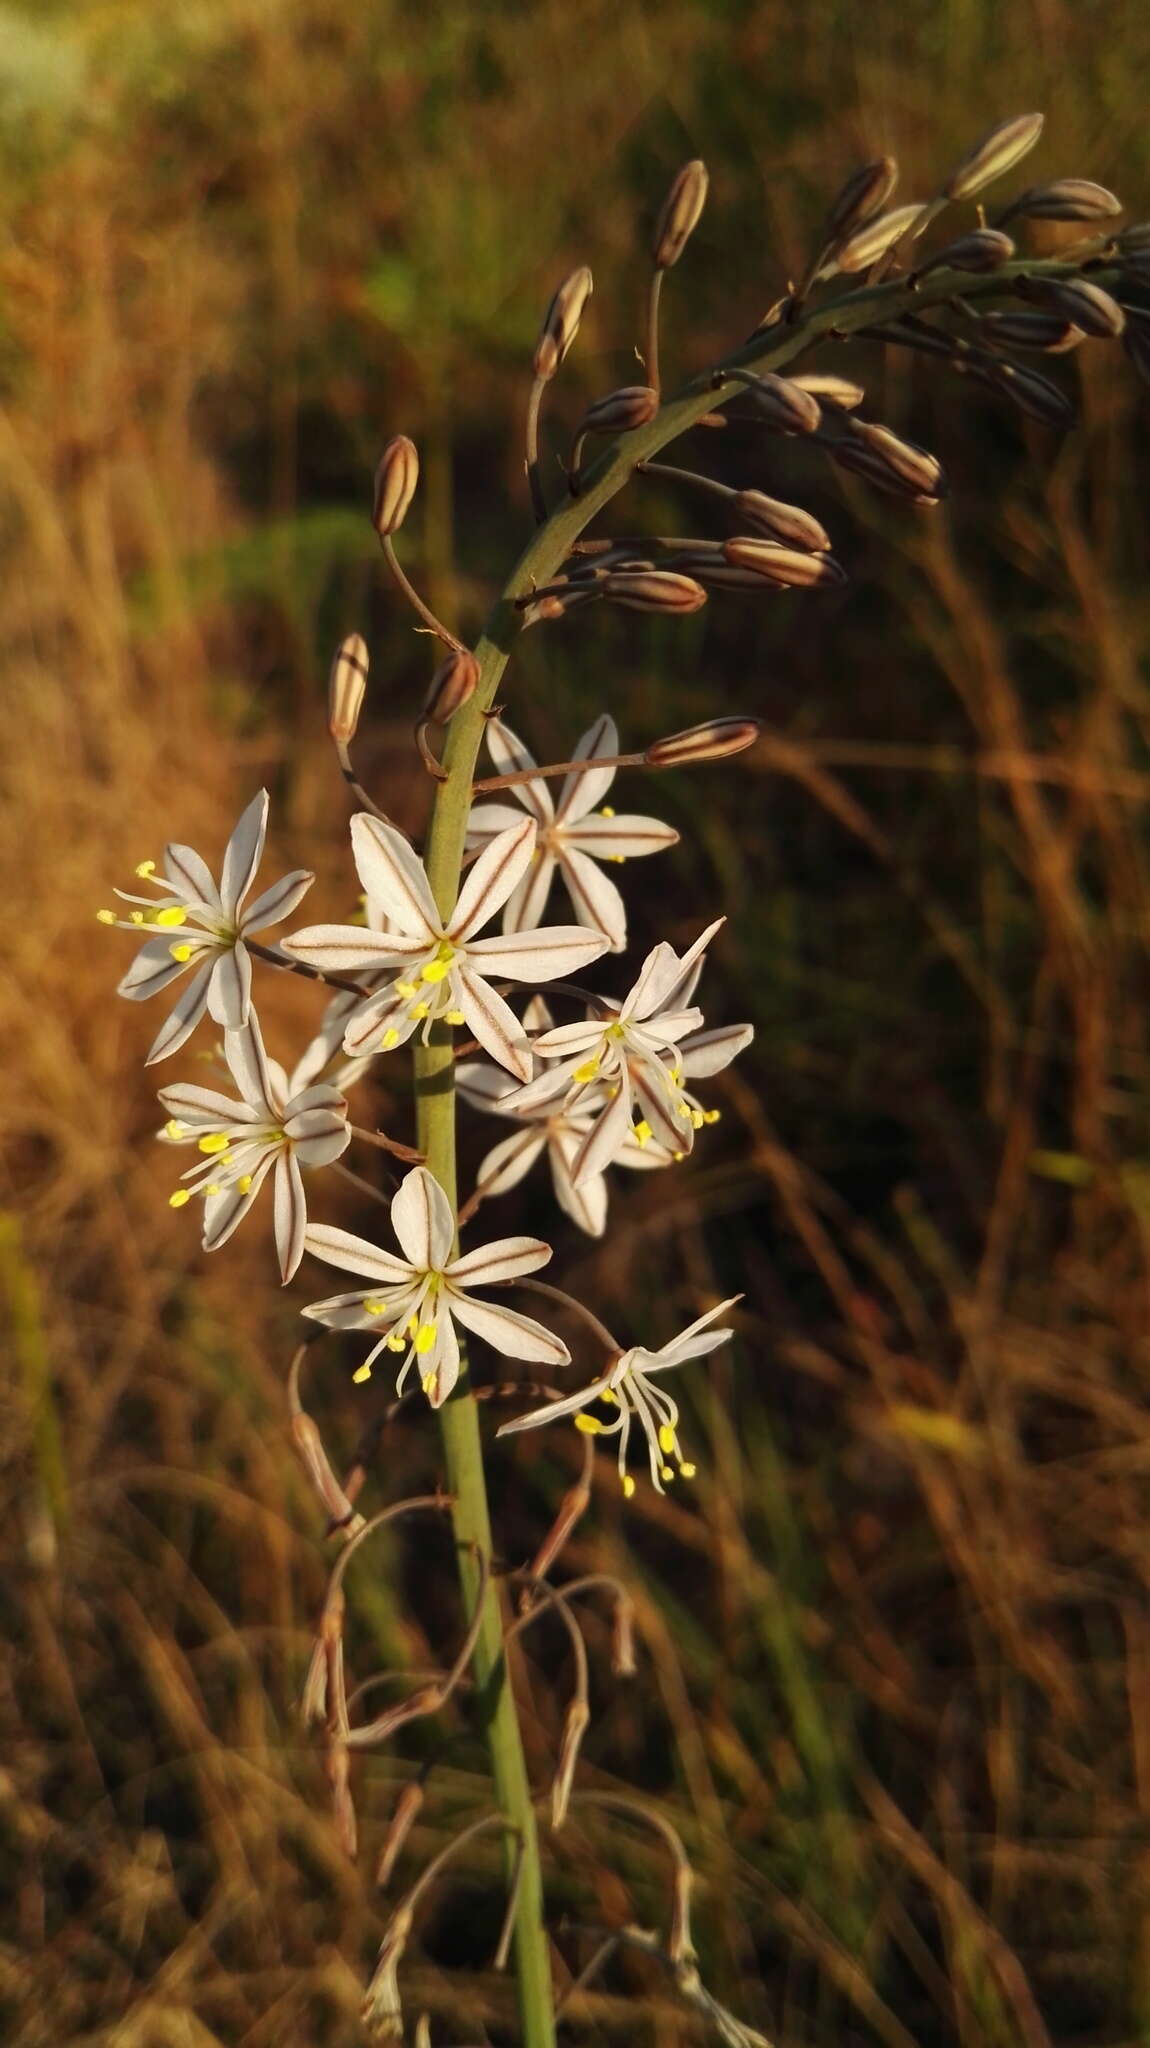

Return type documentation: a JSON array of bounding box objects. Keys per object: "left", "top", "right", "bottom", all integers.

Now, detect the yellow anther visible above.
[
  {"left": 169, "top": 943, "right": 192, "bottom": 963},
  {"left": 669, "top": 1065, "right": 683, "bottom": 1084},
  {"left": 385, "top": 1333, "right": 406, "bottom": 1351},
  {"left": 163, "top": 1119, "right": 184, "bottom": 1141},
  {"left": 96, "top": 908, "right": 116, "bottom": 925},
  {"left": 609, "top": 855, "right": 625, "bottom": 865},
  {"left": 237, "top": 1175, "right": 252, "bottom": 1193},
  {"left": 135, "top": 860, "right": 157, "bottom": 878},
  {"left": 168, "top": 1189, "right": 191, "bottom": 1208},
  {"left": 680, "top": 1461, "right": 696, "bottom": 1479},
  {"left": 661, "top": 1465, "right": 675, "bottom": 1482},
  {"left": 353, "top": 1362, "right": 372, "bottom": 1384},
  {"left": 197, "top": 1132, "right": 230, "bottom": 1154},
  {"left": 573, "top": 1057, "right": 601, "bottom": 1085},
  {"left": 445, "top": 1009, "right": 466, "bottom": 1026},
  {"left": 574, "top": 1414, "right": 602, "bottom": 1435},
  {"left": 658, "top": 1424, "right": 676, "bottom": 1453},
  {"left": 606, "top": 1021, "right": 626, "bottom": 1041},
  {"left": 154, "top": 906, "right": 189, "bottom": 928},
  {"left": 381, "top": 1028, "right": 400, "bottom": 1050},
  {"left": 599, "top": 805, "right": 615, "bottom": 817},
  {"left": 413, "top": 1323, "right": 437, "bottom": 1356},
  {"left": 395, "top": 981, "right": 417, "bottom": 999},
  {"left": 130, "top": 912, "right": 145, "bottom": 925},
  {"left": 633, "top": 1120, "right": 652, "bottom": 1148},
  {"left": 704, "top": 1109, "right": 721, "bottom": 1125},
  {"left": 622, "top": 1473, "right": 636, "bottom": 1499},
  {"left": 420, "top": 958, "right": 450, "bottom": 984},
  {"left": 363, "top": 1299, "right": 387, "bottom": 1316},
  {"left": 411, "top": 1002, "right": 429, "bottom": 1021},
  {"left": 600, "top": 1388, "right": 618, "bottom": 1406},
  {"left": 672, "top": 1149, "right": 686, "bottom": 1161},
  {"left": 204, "top": 1183, "right": 222, "bottom": 1196},
  {"left": 690, "top": 1109, "right": 705, "bottom": 1130},
  {"left": 421, "top": 1371, "right": 437, "bottom": 1396}
]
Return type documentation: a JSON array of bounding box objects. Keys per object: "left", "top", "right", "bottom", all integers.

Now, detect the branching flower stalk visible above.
[{"left": 101, "top": 110, "right": 1149, "bottom": 2046}]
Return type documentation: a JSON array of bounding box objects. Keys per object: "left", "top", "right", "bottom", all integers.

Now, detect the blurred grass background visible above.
[{"left": 2, "top": 0, "right": 1150, "bottom": 2041}]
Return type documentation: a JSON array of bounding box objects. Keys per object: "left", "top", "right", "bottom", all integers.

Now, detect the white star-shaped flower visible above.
[
  {"left": 500, "top": 919, "right": 730, "bottom": 1186},
  {"left": 466, "top": 714, "right": 679, "bottom": 952},
  {"left": 498, "top": 1297, "right": 741, "bottom": 1495},
  {"left": 281, "top": 815, "right": 609, "bottom": 1081},
  {"left": 301, "top": 1165, "right": 569, "bottom": 1407},
  {"left": 100, "top": 791, "right": 315, "bottom": 1063},
  {"left": 158, "top": 1013, "right": 350, "bottom": 1282}
]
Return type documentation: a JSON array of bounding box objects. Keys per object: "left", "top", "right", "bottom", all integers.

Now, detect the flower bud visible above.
[
  {"left": 1118, "top": 222, "right": 1150, "bottom": 253},
  {"left": 917, "top": 227, "right": 1016, "bottom": 275},
  {"left": 731, "top": 490, "right": 831, "bottom": 552},
  {"left": 1015, "top": 274, "right": 1125, "bottom": 337},
  {"left": 836, "top": 202, "right": 926, "bottom": 273},
  {"left": 977, "top": 310, "right": 1085, "bottom": 353},
  {"left": 942, "top": 112, "right": 1044, "bottom": 202},
  {"left": 833, "top": 422, "right": 946, "bottom": 503},
  {"left": 647, "top": 718, "right": 761, "bottom": 766},
  {"left": 423, "top": 648, "right": 479, "bottom": 724},
  {"left": 789, "top": 372, "right": 866, "bottom": 410},
  {"left": 724, "top": 537, "right": 847, "bottom": 588},
  {"left": 824, "top": 156, "right": 899, "bottom": 242},
  {"left": 372, "top": 435, "right": 419, "bottom": 537},
  {"left": 601, "top": 569, "right": 707, "bottom": 613},
  {"left": 533, "top": 264, "right": 594, "bottom": 380},
  {"left": 652, "top": 159, "right": 709, "bottom": 268},
  {"left": 741, "top": 372, "right": 822, "bottom": 434},
  {"left": 967, "top": 357, "right": 1074, "bottom": 428},
  {"left": 327, "top": 633, "right": 369, "bottom": 742},
  {"left": 375, "top": 1781, "right": 425, "bottom": 1889},
  {"left": 291, "top": 1410, "right": 362, "bottom": 1531},
  {"left": 997, "top": 178, "right": 1122, "bottom": 224},
  {"left": 578, "top": 384, "right": 660, "bottom": 435}
]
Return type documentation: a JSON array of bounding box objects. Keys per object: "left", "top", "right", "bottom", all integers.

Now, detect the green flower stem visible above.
[{"left": 408, "top": 245, "right": 1116, "bottom": 2047}]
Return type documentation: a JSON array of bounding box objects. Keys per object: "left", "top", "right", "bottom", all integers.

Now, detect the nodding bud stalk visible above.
[
  {"left": 646, "top": 717, "right": 762, "bottom": 766},
  {"left": 835, "top": 202, "right": 926, "bottom": 273},
  {"left": 723, "top": 537, "right": 847, "bottom": 589},
  {"left": 423, "top": 648, "right": 479, "bottom": 724},
  {"left": 533, "top": 264, "right": 594, "bottom": 381},
  {"left": 996, "top": 178, "right": 1123, "bottom": 224},
  {"left": 916, "top": 228, "right": 1015, "bottom": 276},
  {"left": 578, "top": 385, "right": 660, "bottom": 435},
  {"left": 833, "top": 421, "right": 947, "bottom": 504},
  {"left": 731, "top": 490, "right": 832, "bottom": 552},
  {"left": 372, "top": 436, "right": 419, "bottom": 536},
  {"left": 653, "top": 158, "right": 709, "bottom": 268},
  {"left": 739, "top": 372, "right": 822, "bottom": 434},
  {"left": 824, "top": 156, "right": 899, "bottom": 242},
  {"left": 327, "top": 633, "right": 369, "bottom": 742},
  {"left": 601, "top": 569, "right": 707, "bottom": 613},
  {"left": 1015, "top": 274, "right": 1125, "bottom": 337},
  {"left": 941, "top": 112, "right": 1044, "bottom": 202}
]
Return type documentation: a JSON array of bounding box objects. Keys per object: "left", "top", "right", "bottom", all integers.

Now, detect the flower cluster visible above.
[{"left": 103, "top": 722, "right": 751, "bottom": 1493}]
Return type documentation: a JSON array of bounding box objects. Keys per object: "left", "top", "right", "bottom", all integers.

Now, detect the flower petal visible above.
[
  {"left": 303, "top": 1222, "right": 416, "bottom": 1286},
  {"left": 556, "top": 848, "right": 628, "bottom": 953},
  {"left": 639, "top": 1295, "right": 742, "bottom": 1369},
  {"left": 219, "top": 790, "right": 270, "bottom": 920},
  {"left": 273, "top": 1150, "right": 308, "bottom": 1282},
  {"left": 450, "top": 818, "right": 538, "bottom": 941},
  {"left": 456, "top": 1060, "right": 524, "bottom": 1113},
  {"left": 467, "top": 925, "right": 610, "bottom": 983},
  {"left": 500, "top": 849, "right": 557, "bottom": 936},
  {"left": 143, "top": 961, "right": 215, "bottom": 1064},
  {"left": 201, "top": 1149, "right": 276, "bottom": 1251},
  {"left": 564, "top": 812, "right": 679, "bottom": 859},
  {"left": 302, "top": 1283, "right": 420, "bottom": 1330},
  {"left": 497, "top": 1053, "right": 588, "bottom": 1114},
  {"left": 620, "top": 940, "right": 680, "bottom": 1021},
  {"left": 282, "top": 924, "right": 428, "bottom": 972},
  {"left": 549, "top": 1128, "right": 608, "bottom": 1237},
  {"left": 241, "top": 868, "right": 315, "bottom": 933},
  {"left": 223, "top": 1018, "right": 279, "bottom": 1116},
  {"left": 207, "top": 941, "right": 253, "bottom": 1030},
  {"left": 497, "top": 1375, "right": 613, "bottom": 1435},
  {"left": 465, "top": 801, "right": 530, "bottom": 849},
  {"left": 679, "top": 1022, "right": 755, "bottom": 1077},
  {"left": 485, "top": 719, "right": 554, "bottom": 824},
  {"left": 350, "top": 814, "right": 440, "bottom": 939},
  {"left": 447, "top": 1235, "right": 552, "bottom": 1286},
  {"left": 654, "top": 917, "right": 726, "bottom": 1015},
  {"left": 569, "top": 1083, "right": 633, "bottom": 1190},
  {"left": 286, "top": 1108, "right": 351, "bottom": 1168},
  {"left": 473, "top": 1126, "right": 548, "bottom": 1196},
  {"left": 455, "top": 966, "right": 534, "bottom": 1081},
  {"left": 448, "top": 1291, "right": 570, "bottom": 1364},
  {"left": 630, "top": 1059, "right": 694, "bottom": 1152},
  {"left": 391, "top": 1166, "right": 455, "bottom": 1270},
  {"left": 341, "top": 989, "right": 419, "bottom": 1059},
  {"left": 556, "top": 714, "right": 618, "bottom": 823},
  {"left": 162, "top": 842, "right": 223, "bottom": 913},
  {"left": 422, "top": 1311, "right": 461, "bottom": 1407},
  {"left": 118, "top": 936, "right": 198, "bottom": 1002},
  {"left": 156, "top": 1081, "right": 263, "bottom": 1127}
]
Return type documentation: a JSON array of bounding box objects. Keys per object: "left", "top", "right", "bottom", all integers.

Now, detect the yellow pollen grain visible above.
[
  {"left": 197, "top": 1132, "right": 230, "bottom": 1154},
  {"left": 395, "top": 981, "right": 417, "bottom": 998},
  {"left": 633, "top": 1120, "right": 652, "bottom": 1147},
  {"left": 575, "top": 1413, "right": 601, "bottom": 1435},
  {"left": 237, "top": 1175, "right": 252, "bottom": 1193},
  {"left": 410, "top": 1002, "right": 429, "bottom": 1021},
  {"left": 690, "top": 1110, "right": 705, "bottom": 1130},
  {"left": 163, "top": 1120, "right": 184, "bottom": 1141},
  {"left": 414, "top": 1323, "right": 437, "bottom": 1355},
  {"left": 96, "top": 908, "right": 116, "bottom": 925},
  {"left": 353, "top": 1362, "right": 372, "bottom": 1384},
  {"left": 599, "top": 805, "right": 615, "bottom": 817},
  {"left": 420, "top": 959, "right": 450, "bottom": 984},
  {"left": 600, "top": 1388, "right": 618, "bottom": 1406},
  {"left": 573, "top": 1057, "right": 601, "bottom": 1084},
  {"left": 661, "top": 1465, "right": 675, "bottom": 1482},
  {"left": 154, "top": 906, "right": 188, "bottom": 928},
  {"left": 680, "top": 1461, "right": 696, "bottom": 1479},
  {"left": 704, "top": 1109, "right": 721, "bottom": 1125},
  {"left": 658, "top": 1424, "right": 676, "bottom": 1453},
  {"left": 363, "top": 1299, "right": 387, "bottom": 1316},
  {"left": 445, "top": 1009, "right": 466, "bottom": 1026},
  {"left": 204, "top": 1183, "right": 222, "bottom": 1197},
  {"left": 385, "top": 1333, "right": 406, "bottom": 1351},
  {"left": 135, "top": 860, "right": 157, "bottom": 878},
  {"left": 169, "top": 943, "right": 192, "bottom": 962},
  {"left": 130, "top": 912, "right": 145, "bottom": 925},
  {"left": 622, "top": 1473, "right": 636, "bottom": 1498},
  {"left": 669, "top": 1065, "right": 683, "bottom": 1084},
  {"left": 168, "top": 1189, "right": 191, "bottom": 1208},
  {"left": 381, "top": 1028, "right": 400, "bottom": 1050},
  {"left": 421, "top": 1371, "right": 437, "bottom": 1396},
  {"left": 609, "top": 855, "right": 625, "bottom": 865}
]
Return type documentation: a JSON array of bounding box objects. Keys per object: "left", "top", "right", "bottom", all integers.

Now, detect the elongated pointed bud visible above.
[
  {"left": 966, "top": 356, "right": 1074, "bottom": 428},
  {"left": 833, "top": 421, "right": 946, "bottom": 504},
  {"left": 789, "top": 372, "right": 866, "bottom": 410},
  {"left": 942, "top": 112, "right": 1044, "bottom": 201},
  {"left": 824, "top": 156, "right": 899, "bottom": 242},
  {"left": 578, "top": 384, "right": 660, "bottom": 434},
  {"left": 653, "top": 159, "right": 709, "bottom": 269},
  {"left": 646, "top": 717, "right": 761, "bottom": 766},
  {"left": 977, "top": 309, "right": 1085, "bottom": 353},
  {"left": 327, "top": 633, "right": 369, "bottom": 742},
  {"left": 602, "top": 569, "right": 706, "bottom": 613},
  {"left": 551, "top": 1698, "right": 590, "bottom": 1830},
  {"left": 372, "top": 436, "right": 419, "bottom": 537},
  {"left": 375, "top": 1780, "right": 425, "bottom": 1889},
  {"left": 724, "top": 537, "right": 846, "bottom": 589},
  {"left": 997, "top": 177, "right": 1122, "bottom": 225},
  {"left": 741, "top": 372, "right": 822, "bottom": 434},
  {"left": 836, "top": 202, "right": 927, "bottom": 273},
  {"left": 1015, "top": 274, "right": 1125, "bottom": 337},
  {"left": 291, "top": 1410, "right": 363, "bottom": 1532},
  {"left": 533, "top": 264, "right": 594, "bottom": 380},
  {"left": 916, "top": 227, "right": 1015, "bottom": 276},
  {"left": 731, "top": 490, "right": 831, "bottom": 552},
  {"left": 611, "top": 1590, "right": 637, "bottom": 1676},
  {"left": 423, "top": 648, "right": 479, "bottom": 723}
]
